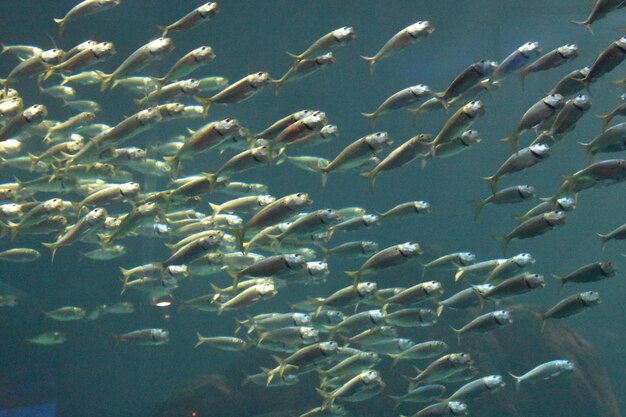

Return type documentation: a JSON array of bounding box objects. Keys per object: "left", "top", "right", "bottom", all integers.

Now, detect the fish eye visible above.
[
  {"left": 342, "top": 26, "right": 349, "bottom": 30},
  {"left": 257, "top": 72, "right": 264, "bottom": 76}
]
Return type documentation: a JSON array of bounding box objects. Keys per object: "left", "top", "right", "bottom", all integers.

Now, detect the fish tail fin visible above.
[
  {"left": 360, "top": 112, "right": 377, "bottom": 131},
  {"left": 571, "top": 20, "right": 594, "bottom": 35},
  {"left": 41, "top": 242, "right": 58, "bottom": 264},
  {"left": 450, "top": 325, "right": 462, "bottom": 345},
  {"left": 406, "top": 108, "right": 421, "bottom": 126},
  {"left": 360, "top": 55, "right": 377, "bottom": 74},
  {"left": 595, "top": 113, "right": 610, "bottom": 131},
  {"left": 420, "top": 155, "right": 430, "bottom": 170},
  {"left": 41, "top": 68, "right": 55, "bottom": 82},
  {"left": 495, "top": 235, "right": 510, "bottom": 255},
  {"left": 551, "top": 274, "right": 565, "bottom": 294},
  {"left": 596, "top": 233, "right": 609, "bottom": 251},
  {"left": 519, "top": 69, "right": 528, "bottom": 91},
  {"left": 388, "top": 353, "right": 402, "bottom": 367},
  {"left": 225, "top": 268, "right": 242, "bottom": 291},
  {"left": 233, "top": 317, "right": 248, "bottom": 335},
  {"left": 111, "top": 333, "right": 120, "bottom": 348},
  {"left": 501, "top": 133, "right": 520, "bottom": 152},
  {"left": 285, "top": 51, "right": 302, "bottom": 60},
  {"left": 193, "top": 96, "right": 212, "bottom": 116},
  {"left": 359, "top": 171, "right": 377, "bottom": 193},
  {"left": 344, "top": 270, "right": 361, "bottom": 291},
  {"left": 231, "top": 227, "right": 245, "bottom": 253},
  {"left": 320, "top": 169, "right": 329, "bottom": 187},
  {"left": 436, "top": 303, "right": 444, "bottom": 317},
  {"left": 157, "top": 25, "right": 169, "bottom": 37},
  {"left": 6, "top": 221, "right": 19, "bottom": 240},
  {"left": 100, "top": 75, "right": 113, "bottom": 92},
  {"left": 481, "top": 175, "right": 498, "bottom": 194},
  {"left": 315, "top": 387, "right": 334, "bottom": 406},
  {"left": 470, "top": 200, "right": 486, "bottom": 220},
  {"left": 454, "top": 268, "right": 465, "bottom": 282},
  {"left": 194, "top": 332, "right": 206, "bottom": 348},
  {"left": 208, "top": 202, "right": 222, "bottom": 219},
  {"left": 508, "top": 372, "right": 523, "bottom": 391},
  {"left": 273, "top": 79, "right": 284, "bottom": 95},
  {"left": 54, "top": 18, "right": 65, "bottom": 36},
  {"left": 163, "top": 155, "right": 181, "bottom": 178},
  {"left": 429, "top": 143, "right": 437, "bottom": 158},
  {"left": 390, "top": 395, "right": 403, "bottom": 410}
]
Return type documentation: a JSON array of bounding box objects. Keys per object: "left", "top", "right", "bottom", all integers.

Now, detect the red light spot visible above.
[{"left": 191, "top": 412, "right": 197, "bottom": 417}]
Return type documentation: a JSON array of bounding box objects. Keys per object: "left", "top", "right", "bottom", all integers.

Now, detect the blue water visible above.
[{"left": 0, "top": 1, "right": 624, "bottom": 416}]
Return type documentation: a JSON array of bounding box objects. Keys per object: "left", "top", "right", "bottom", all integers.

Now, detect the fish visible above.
[
  {"left": 472, "top": 185, "right": 536, "bottom": 219},
  {"left": 498, "top": 210, "right": 567, "bottom": 254},
  {"left": 479, "top": 273, "right": 545, "bottom": 301},
  {"left": 361, "top": 133, "right": 431, "bottom": 192},
  {"left": 320, "top": 132, "right": 393, "bottom": 186},
  {"left": 508, "top": 359, "right": 575, "bottom": 391},
  {"left": 286, "top": 27, "right": 356, "bottom": 62},
  {"left": 551, "top": 261, "right": 617, "bottom": 291},
  {"left": 43, "top": 306, "right": 86, "bottom": 321},
  {"left": 502, "top": 94, "right": 565, "bottom": 151},
  {"left": 194, "top": 71, "right": 272, "bottom": 116},
  {"left": 214, "top": 281, "right": 277, "bottom": 314},
  {"left": 316, "top": 370, "right": 385, "bottom": 405},
  {"left": 436, "top": 286, "right": 491, "bottom": 316},
  {"left": 345, "top": 241, "right": 421, "bottom": 289},
  {"left": 577, "top": 36, "right": 626, "bottom": 90},
  {"left": 0, "top": 104, "right": 48, "bottom": 142},
  {"left": 549, "top": 66, "right": 591, "bottom": 96},
  {"left": 101, "top": 37, "right": 175, "bottom": 91},
  {"left": 389, "top": 384, "right": 447, "bottom": 410},
  {"left": 27, "top": 331, "right": 67, "bottom": 345},
  {"left": 300, "top": 405, "right": 347, "bottom": 417},
  {"left": 572, "top": 0, "right": 624, "bottom": 34},
  {"left": 42, "top": 207, "right": 107, "bottom": 261},
  {"left": 135, "top": 79, "right": 200, "bottom": 107},
  {"left": 450, "top": 310, "right": 512, "bottom": 344},
  {"left": 485, "top": 252, "right": 535, "bottom": 284},
  {"left": 447, "top": 375, "right": 505, "bottom": 401},
  {"left": 274, "top": 52, "right": 336, "bottom": 94},
  {"left": 579, "top": 122, "right": 626, "bottom": 157},
  {"left": 409, "top": 353, "right": 473, "bottom": 384},
  {"left": 43, "top": 42, "right": 116, "bottom": 80},
  {"left": 111, "top": 328, "right": 170, "bottom": 346},
  {"left": 482, "top": 144, "right": 550, "bottom": 193},
  {"left": 519, "top": 44, "right": 580, "bottom": 90},
  {"left": 154, "top": 46, "right": 215, "bottom": 86},
  {"left": 54, "top": 0, "right": 121, "bottom": 35},
  {"left": 420, "top": 130, "right": 482, "bottom": 168},
  {"left": 514, "top": 196, "right": 576, "bottom": 223},
  {"left": 492, "top": 41, "right": 542, "bottom": 80},
  {"left": 540, "top": 291, "right": 601, "bottom": 330},
  {"left": 233, "top": 192, "right": 313, "bottom": 251},
  {"left": 596, "top": 223, "right": 626, "bottom": 250},
  {"left": 194, "top": 333, "right": 248, "bottom": 351},
  {"left": 158, "top": 2, "right": 218, "bottom": 37},
  {"left": 361, "top": 21, "right": 433, "bottom": 73},
  {"left": 1, "top": 49, "right": 65, "bottom": 93},
  {"left": 596, "top": 102, "right": 626, "bottom": 131},
  {"left": 438, "top": 60, "right": 498, "bottom": 101},
  {"left": 361, "top": 85, "right": 434, "bottom": 129},
  {"left": 531, "top": 94, "right": 592, "bottom": 147},
  {"left": 408, "top": 401, "right": 468, "bottom": 417},
  {"left": 428, "top": 100, "right": 486, "bottom": 156}
]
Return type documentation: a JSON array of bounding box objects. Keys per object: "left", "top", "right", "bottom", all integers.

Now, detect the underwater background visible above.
[{"left": 0, "top": 1, "right": 624, "bottom": 416}]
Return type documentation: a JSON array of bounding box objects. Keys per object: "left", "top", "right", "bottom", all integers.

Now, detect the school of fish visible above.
[{"left": 0, "top": 1, "right": 625, "bottom": 416}]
